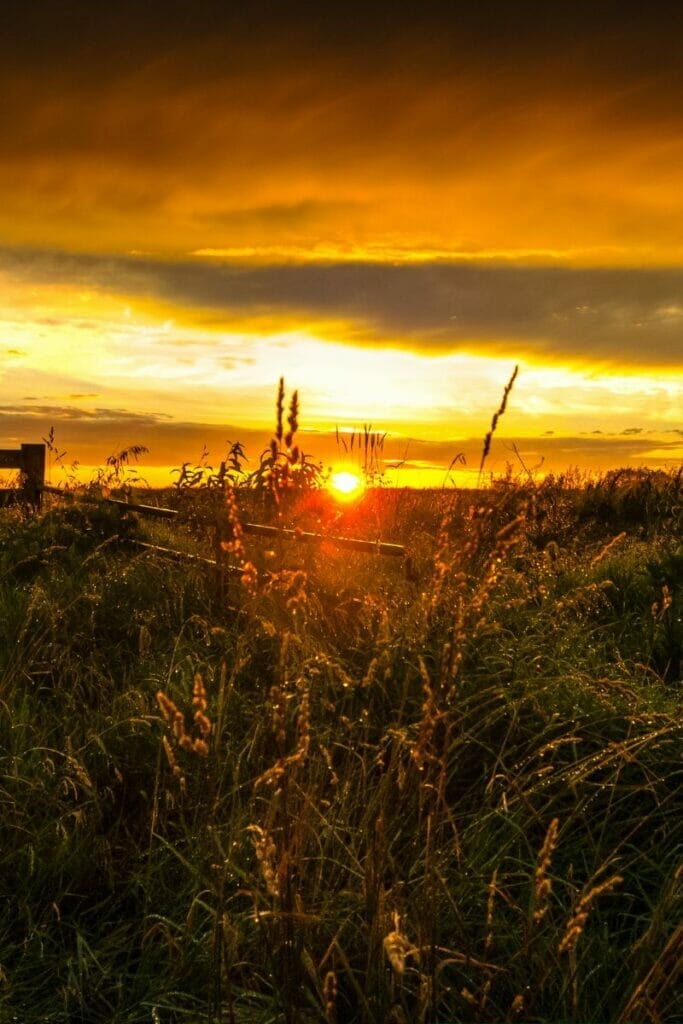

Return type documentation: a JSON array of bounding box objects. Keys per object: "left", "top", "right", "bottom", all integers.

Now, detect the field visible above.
[{"left": 1, "top": 467, "right": 682, "bottom": 1023}]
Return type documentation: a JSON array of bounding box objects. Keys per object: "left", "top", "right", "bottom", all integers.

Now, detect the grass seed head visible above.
[
  {"left": 192, "top": 672, "right": 208, "bottom": 714},
  {"left": 511, "top": 994, "right": 525, "bottom": 1015},
  {"left": 248, "top": 824, "right": 280, "bottom": 899},
  {"left": 533, "top": 817, "right": 559, "bottom": 923},
  {"left": 478, "top": 364, "right": 519, "bottom": 483},
  {"left": 323, "top": 970, "right": 337, "bottom": 1024},
  {"left": 384, "top": 912, "right": 412, "bottom": 976},
  {"left": 558, "top": 874, "right": 623, "bottom": 954}
]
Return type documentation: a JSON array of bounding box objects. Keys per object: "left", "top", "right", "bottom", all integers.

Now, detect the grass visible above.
[{"left": 0, "top": 464, "right": 681, "bottom": 1023}]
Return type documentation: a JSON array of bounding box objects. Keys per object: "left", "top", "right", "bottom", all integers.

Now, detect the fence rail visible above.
[
  {"left": 95, "top": 497, "right": 405, "bottom": 556},
  {"left": 41, "top": 481, "right": 407, "bottom": 562}
]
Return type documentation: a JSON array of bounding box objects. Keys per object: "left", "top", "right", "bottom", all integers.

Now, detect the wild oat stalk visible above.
[
  {"left": 275, "top": 377, "right": 285, "bottom": 443},
  {"left": 478, "top": 364, "right": 519, "bottom": 486}
]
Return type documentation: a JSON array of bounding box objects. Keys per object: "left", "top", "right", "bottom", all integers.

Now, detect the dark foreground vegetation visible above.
[{"left": 0, "top": 467, "right": 682, "bottom": 1023}]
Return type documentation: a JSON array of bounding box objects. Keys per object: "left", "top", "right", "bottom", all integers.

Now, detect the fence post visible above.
[{"left": 21, "top": 444, "right": 46, "bottom": 508}]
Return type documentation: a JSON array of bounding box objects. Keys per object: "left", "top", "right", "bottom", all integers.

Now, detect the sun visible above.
[{"left": 328, "top": 469, "right": 364, "bottom": 502}]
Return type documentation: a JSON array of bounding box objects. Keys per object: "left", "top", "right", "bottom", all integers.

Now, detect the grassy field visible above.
[{"left": 0, "top": 468, "right": 681, "bottom": 1023}]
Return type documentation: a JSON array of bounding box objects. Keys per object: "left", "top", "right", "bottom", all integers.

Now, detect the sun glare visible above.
[{"left": 328, "top": 470, "right": 363, "bottom": 501}]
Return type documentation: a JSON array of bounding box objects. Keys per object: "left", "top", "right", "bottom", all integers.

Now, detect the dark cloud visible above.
[
  {"left": 1, "top": 2, "right": 682, "bottom": 259},
  {"left": 400, "top": 434, "right": 683, "bottom": 475},
  {"left": 2, "top": 246, "right": 683, "bottom": 366},
  {"left": 3, "top": 2, "right": 681, "bottom": 84},
  {"left": 0, "top": 403, "right": 171, "bottom": 424},
  {"left": 2, "top": 398, "right": 681, "bottom": 477},
  {"left": 0, "top": 405, "right": 271, "bottom": 468}
]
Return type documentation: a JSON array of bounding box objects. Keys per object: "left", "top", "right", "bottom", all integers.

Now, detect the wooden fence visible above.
[
  {"left": 2, "top": 439, "right": 409, "bottom": 583},
  {"left": 1, "top": 441, "right": 408, "bottom": 576},
  {"left": 99, "top": 497, "right": 406, "bottom": 558},
  {"left": 0, "top": 443, "right": 46, "bottom": 507},
  {"left": 40, "top": 477, "right": 408, "bottom": 570}
]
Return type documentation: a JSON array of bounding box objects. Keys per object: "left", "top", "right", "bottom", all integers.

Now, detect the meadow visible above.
[{"left": 0, "top": 433, "right": 681, "bottom": 1021}]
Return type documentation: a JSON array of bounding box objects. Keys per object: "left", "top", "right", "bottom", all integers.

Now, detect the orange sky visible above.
[{"left": 1, "top": 1, "right": 681, "bottom": 485}]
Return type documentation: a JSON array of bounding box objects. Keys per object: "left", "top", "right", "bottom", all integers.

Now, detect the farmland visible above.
[{"left": 0, "top": 467, "right": 682, "bottom": 1023}]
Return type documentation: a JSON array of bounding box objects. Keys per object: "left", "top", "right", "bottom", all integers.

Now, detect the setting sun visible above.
[{"left": 328, "top": 470, "right": 364, "bottom": 501}]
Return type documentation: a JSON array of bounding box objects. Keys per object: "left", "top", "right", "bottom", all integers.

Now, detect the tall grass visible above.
[{"left": 0, "top": 423, "right": 681, "bottom": 1021}]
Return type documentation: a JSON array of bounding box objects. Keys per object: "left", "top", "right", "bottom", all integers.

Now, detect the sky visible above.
[{"left": 1, "top": 0, "right": 682, "bottom": 486}]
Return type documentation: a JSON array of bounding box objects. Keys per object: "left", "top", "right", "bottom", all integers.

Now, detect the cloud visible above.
[
  {"left": 399, "top": 433, "right": 683, "bottom": 475},
  {"left": 1, "top": 3, "right": 683, "bottom": 259},
  {"left": 2, "top": 246, "right": 683, "bottom": 367},
  {"left": 0, "top": 404, "right": 170, "bottom": 424},
  {"left": 0, "top": 404, "right": 272, "bottom": 468},
  {"left": 3, "top": 393, "right": 682, "bottom": 479}
]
